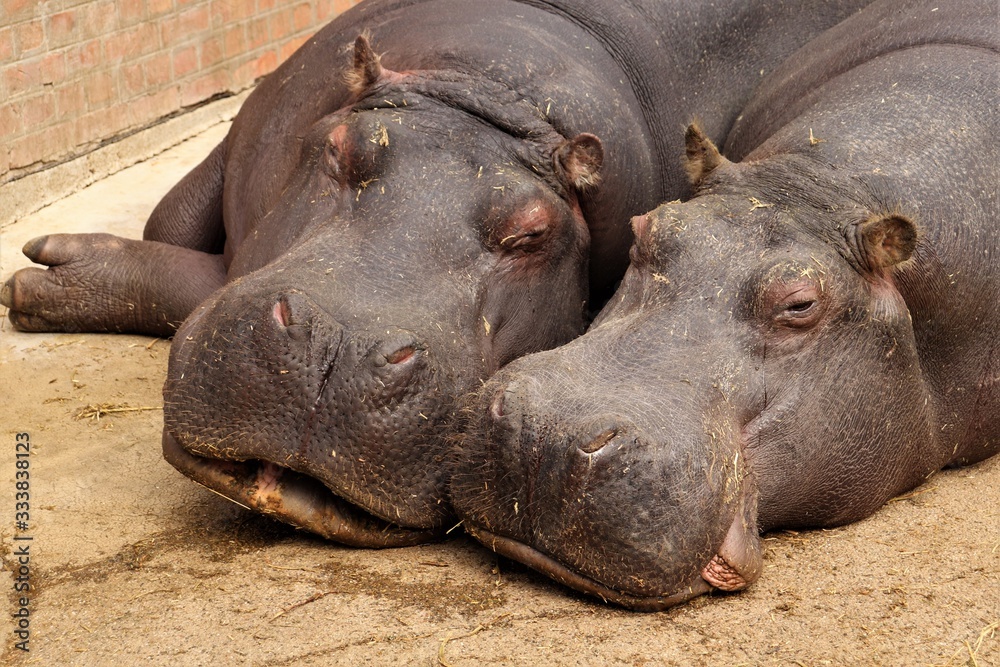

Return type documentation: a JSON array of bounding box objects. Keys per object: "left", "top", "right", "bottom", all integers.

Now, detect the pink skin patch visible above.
[
  {"left": 273, "top": 299, "right": 291, "bottom": 327},
  {"left": 630, "top": 213, "right": 651, "bottom": 240},
  {"left": 701, "top": 554, "right": 748, "bottom": 591},
  {"left": 386, "top": 346, "right": 415, "bottom": 365},
  {"left": 254, "top": 462, "right": 285, "bottom": 502}
]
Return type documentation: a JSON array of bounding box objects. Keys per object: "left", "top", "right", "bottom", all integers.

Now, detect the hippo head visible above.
[
  {"left": 451, "top": 126, "right": 937, "bottom": 607},
  {"left": 162, "top": 37, "right": 604, "bottom": 547}
]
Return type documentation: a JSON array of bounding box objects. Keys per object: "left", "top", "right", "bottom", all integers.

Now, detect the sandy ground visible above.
[{"left": 0, "top": 124, "right": 997, "bottom": 666}]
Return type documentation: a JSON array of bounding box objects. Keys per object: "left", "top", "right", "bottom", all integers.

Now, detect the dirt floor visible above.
[{"left": 0, "top": 124, "right": 997, "bottom": 666}]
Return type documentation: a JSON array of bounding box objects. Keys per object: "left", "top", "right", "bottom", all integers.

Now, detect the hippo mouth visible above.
[
  {"left": 464, "top": 522, "right": 713, "bottom": 611},
  {"left": 162, "top": 431, "right": 440, "bottom": 547}
]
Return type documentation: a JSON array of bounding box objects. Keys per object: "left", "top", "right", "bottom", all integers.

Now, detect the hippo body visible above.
[
  {"left": 452, "top": 0, "right": 999, "bottom": 607},
  {"left": 3, "top": 0, "right": 874, "bottom": 546}
]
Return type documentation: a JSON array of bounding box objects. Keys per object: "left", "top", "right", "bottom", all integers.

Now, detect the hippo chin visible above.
[
  {"left": 452, "top": 0, "right": 999, "bottom": 606},
  {"left": 3, "top": 0, "right": 877, "bottom": 545}
]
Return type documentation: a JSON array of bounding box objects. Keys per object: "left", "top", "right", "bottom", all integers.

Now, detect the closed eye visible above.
[
  {"left": 500, "top": 229, "right": 546, "bottom": 251},
  {"left": 784, "top": 300, "right": 816, "bottom": 314}
]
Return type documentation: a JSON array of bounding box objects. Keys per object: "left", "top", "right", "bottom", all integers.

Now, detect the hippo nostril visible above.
[
  {"left": 271, "top": 294, "right": 319, "bottom": 342},
  {"left": 385, "top": 345, "right": 416, "bottom": 365},
  {"left": 273, "top": 298, "right": 292, "bottom": 327},
  {"left": 373, "top": 334, "right": 424, "bottom": 369},
  {"left": 578, "top": 427, "right": 618, "bottom": 454}
]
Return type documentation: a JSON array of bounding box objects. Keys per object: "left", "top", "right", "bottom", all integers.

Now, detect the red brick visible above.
[
  {"left": 77, "top": 104, "right": 131, "bottom": 146},
  {"left": 173, "top": 45, "right": 199, "bottom": 78},
  {"left": 317, "top": 0, "right": 357, "bottom": 21},
  {"left": 293, "top": 3, "right": 314, "bottom": 32},
  {"left": 212, "top": 0, "right": 253, "bottom": 22},
  {"left": 4, "top": 59, "right": 41, "bottom": 99},
  {"left": 201, "top": 35, "right": 224, "bottom": 68},
  {"left": 22, "top": 94, "right": 57, "bottom": 127},
  {"left": 279, "top": 35, "right": 310, "bottom": 63},
  {"left": 120, "top": 62, "right": 145, "bottom": 96},
  {"left": 83, "top": 70, "right": 116, "bottom": 109},
  {"left": 39, "top": 52, "right": 67, "bottom": 85},
  {"left": 0, "top": 143, "right": 10, "bottom": 178},
  {"left": 127, "top": 87, "right": 179, "bottom": 127},
  {"left": 258, "top": 0, "right": 278, "bottom": 12},
  {"left": 47, "top": 11, "right": 79, "bottom": 49},
  {"left": 80, "top": 1, "right": 118, "bottom": 41},
  {"left": 252, "top": 49, "right": 279, "bottom": 80},
  {"left": 247, "top": 17, "right": 270, "bottom": 50},
  {"left": 232, "top": 57, "right": 256, "bottom": 89},
  {"left": 270, "top": 7, "right": 294, "bottom": 41},
  {"left": 10, "top": 122, "right": 77, "bottom": 168},
  {"left": 66, "top": 39, "right": 103, "bottom": 73},
  {"left": 181, "top": 67, "right": 232, "bottom": 107},
  {"left": 0, "top": 101, "right": 23, "bottom": 138},
  {"left": 160, "top": 7, "right": 211, "bottom": 47},
  {"left": 9, "top": 134, "right": 36, "bottom": 170},
  {"left": 14, "top": 20, "right": 45, "bottom": 57},
  {"left": 128, "top": 99, "right": 159, "bottom": 128},
  {"left": 55, "top": 82, "right": 87, "bottom": 118},
  {"left": 118, "top": 1, "right": 147, "bottom": 27},
  {"left": 0, "top": 27, "right": 13, "bottom": 63},
  {"left": 106, "top": 23, "right": 160, "bottom": 61},
  {"left": 179, "top": 6, "right": 211, "bottom": 38},
  {"left": 148, "top": 0, "right": 174, "bottom": 18},
  {"left": 223, "top": 25, "right": 247, "bottom": 59},
  {"left": 143, "top": 52, "right": 173, "bottom": 87},
  {"left": 2, "top": 0, "right": 36, "bottom": 23}
]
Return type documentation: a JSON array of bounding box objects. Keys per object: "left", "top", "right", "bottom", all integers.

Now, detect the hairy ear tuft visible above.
[
  {"left": 684, "top": 124, "right": 728, "bottom": 186},
  {"left": 555, "top": 133, "right": 604, "bottom": 190},
  {"left": 346, "top": 33, "right": 383, "bottom": 94}
]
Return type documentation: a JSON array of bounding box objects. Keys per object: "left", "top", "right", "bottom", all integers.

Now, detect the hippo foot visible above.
[
  {"left": 2, "top": 233, "right": 225, "bottom": 336},
  {"left": 162, "top": 431, "right": 442, "bottom": 548}
]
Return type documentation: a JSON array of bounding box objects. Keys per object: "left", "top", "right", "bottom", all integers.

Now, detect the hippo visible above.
[
  {"left": 451, "top": 0, "right": 999, "bottom": 608},
  {"left": 1, "top": 0, "right": 875, "bottom": 546}
]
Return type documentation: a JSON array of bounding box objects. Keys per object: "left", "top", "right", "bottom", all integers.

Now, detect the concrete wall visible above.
[{"left": 0, "top": 0, "right": 359, "bottom": 224}]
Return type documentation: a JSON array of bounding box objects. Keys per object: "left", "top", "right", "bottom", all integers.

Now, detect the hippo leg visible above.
[
  {"left": 1, "top": 233, "right": 225, "bottom": 336},
  {"left": 142, "top": 139, "right": 226, "bottom": 253}
]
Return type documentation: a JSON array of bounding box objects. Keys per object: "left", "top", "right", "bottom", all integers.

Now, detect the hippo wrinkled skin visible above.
[
  {"left": 452, "top": 0, "right": 999, "bottom": 607},
  {"left": 3, "top": 0, "right": 874, "bottom": 546}
]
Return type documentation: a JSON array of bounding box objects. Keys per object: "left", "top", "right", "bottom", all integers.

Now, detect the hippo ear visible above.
[
  {"left": 853, "top": 214, "right": 918, "bottom": 272},
  {"left": 684, "top": 124, "right": 729, "bottom": 185},
  {"left": 348, "top": 34, "right": 384, "bottom": 93},
  {"left": 556, "top": 133, "right": 604, "bottom": 190}
]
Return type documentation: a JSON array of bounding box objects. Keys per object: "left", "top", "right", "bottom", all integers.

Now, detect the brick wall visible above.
[{"left": 0, "top": 0, "right": 360, "bottom": 187}]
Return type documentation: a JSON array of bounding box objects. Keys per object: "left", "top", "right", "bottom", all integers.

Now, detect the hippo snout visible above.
[
  {"left": 162, "top": 282, "right": 455, "bottom": 544},
  {"left": 452, "top": 359, "right": 749, "bottom": 607}
]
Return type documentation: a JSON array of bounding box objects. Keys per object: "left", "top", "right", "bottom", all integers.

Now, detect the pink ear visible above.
[
  {"left": 856, "top": 214, "right": 918, "bottom": 271},
  {"left": 348, "top": 34, "right": 383, "bottom": 93},
  {"left": 555, "top": 133, "right": 604, "bottom": 190},
  {"left": 684, "top": 124, "right": 728, "bottom": 185}
]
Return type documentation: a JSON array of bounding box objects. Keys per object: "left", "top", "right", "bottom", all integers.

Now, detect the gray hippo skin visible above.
[
  {"left": 452, "top": 0, "right": 999, "bottom": 607},
  {"left": 1, "top": 0, "right": 874, "bottom": 546}
]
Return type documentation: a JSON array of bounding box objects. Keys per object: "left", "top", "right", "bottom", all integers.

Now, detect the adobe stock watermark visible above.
[{"left": 11, "top": 432, "right": 32, "bottom": 653}]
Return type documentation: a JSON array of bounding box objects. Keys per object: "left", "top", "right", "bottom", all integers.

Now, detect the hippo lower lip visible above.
[
  {"left": 463, "top": 522, "right": 711, "bottom": 611},
  {"left": 162, "top": 432, "right": 439, "bottom": 548}
]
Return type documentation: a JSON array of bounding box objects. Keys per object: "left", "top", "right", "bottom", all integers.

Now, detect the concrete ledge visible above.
[{"left": 0, "top": 90, "right": 251, "bottom": 230}]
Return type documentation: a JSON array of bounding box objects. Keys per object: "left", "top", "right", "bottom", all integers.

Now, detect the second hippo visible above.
[{"left": 451, "top": 0, "right": 999, "bottom": 607}]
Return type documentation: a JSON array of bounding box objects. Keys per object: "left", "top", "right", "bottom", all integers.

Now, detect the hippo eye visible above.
[
  {"left": 323, "top": 143, "right": 343, "bottom": 179},
  {"left": 322, "top": 124, "right": 352, "bottom": 180},
  {"left": 774, "top": 295, "right": 823, "bottom": 328},
  {"left": 785, "top": 300, "right": 816, "bottom": 314},
  {"left": 501, "top": 229, "right": 546, "bottom": 250}
]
